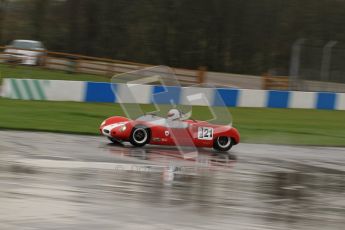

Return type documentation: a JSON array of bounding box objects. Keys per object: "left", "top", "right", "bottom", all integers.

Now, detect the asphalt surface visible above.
[{"left": 0, "top": 130, "right": 345, "bottom": 230}]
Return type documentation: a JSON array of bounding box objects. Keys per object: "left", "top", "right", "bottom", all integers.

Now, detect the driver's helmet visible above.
[{"left": 167, "top": 109, "right": 182, "bottom": 121}]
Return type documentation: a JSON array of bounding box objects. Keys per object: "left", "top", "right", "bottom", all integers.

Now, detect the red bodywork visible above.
[{"left": 99, "top": 115, "right": 240, "bottom": 148}]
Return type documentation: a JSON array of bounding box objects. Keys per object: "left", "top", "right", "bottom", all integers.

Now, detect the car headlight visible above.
[
  {"left": 120, "top": 125, "right": 127, "bottom": 132},
  {"left": 101, "top": 120, "right": 106, "bottom": 126}
]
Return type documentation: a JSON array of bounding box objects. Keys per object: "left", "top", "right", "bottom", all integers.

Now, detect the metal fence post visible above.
[
  {"left": 320, "top": 41, "right": 337, "bottom": 90},
  {"left": 289, "top": 38, "right": 305, "bottom": 90}
]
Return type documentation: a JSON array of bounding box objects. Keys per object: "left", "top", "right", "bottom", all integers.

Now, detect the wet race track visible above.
[{"left": 0, "top": 130, "right": 345, "bottom": 230}]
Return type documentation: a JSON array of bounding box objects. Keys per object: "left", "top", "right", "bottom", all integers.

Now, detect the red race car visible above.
[{"left": 99, "top": 109, "right": 240, "bottom": 152}]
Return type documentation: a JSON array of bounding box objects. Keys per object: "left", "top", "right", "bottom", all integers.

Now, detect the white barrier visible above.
[
  {"left": 1, "top": 78, "right": 85, "bottom": 101},
  {"left": 2, "top": 78, "right": 345, "bottom": 110}
]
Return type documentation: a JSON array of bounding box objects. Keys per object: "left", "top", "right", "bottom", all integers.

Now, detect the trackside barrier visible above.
[
  {"left": 1, "top": 79, "right": 85, "bottom": 101},
  {"left": 2, "top": 79, "right": 345, "bottom": 110}
]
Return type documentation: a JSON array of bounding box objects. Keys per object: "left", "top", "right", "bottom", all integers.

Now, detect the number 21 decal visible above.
[{"left": 198, "top": 127, "right": 213, "bottom": 140}]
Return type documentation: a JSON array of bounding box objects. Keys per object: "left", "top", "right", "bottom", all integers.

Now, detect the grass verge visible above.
[
  {"left": 1, "top": 98, "right": 345, "bottom": 146},
  {"left": 0, "top": 63, "right": 110, "bottom": 84}
]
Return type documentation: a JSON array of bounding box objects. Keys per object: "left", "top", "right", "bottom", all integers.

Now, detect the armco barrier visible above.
[{"left": 1, "top": 78, "right": 345, "bottom": 110}]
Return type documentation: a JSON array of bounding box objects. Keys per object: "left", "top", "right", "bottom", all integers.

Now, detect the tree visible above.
[{"left": 0, "top": 0, "right": 8, "bottom": 44}]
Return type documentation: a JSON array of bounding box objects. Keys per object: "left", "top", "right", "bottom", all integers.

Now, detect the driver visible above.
[{"left": 167, "top": 109, "right": 182, "bottom": 121}]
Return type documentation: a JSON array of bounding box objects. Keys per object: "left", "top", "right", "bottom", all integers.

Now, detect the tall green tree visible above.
[{"left": 2, "top": 0, "right": 345, "bottom": 77}]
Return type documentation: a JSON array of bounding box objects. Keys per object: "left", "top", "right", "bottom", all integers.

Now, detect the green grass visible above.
[
  {"left": 1, "top": 98, "right": 345, "bottom": 146},
  {"left": 0, "top": 63, "right": 110, "bottom": 84}
]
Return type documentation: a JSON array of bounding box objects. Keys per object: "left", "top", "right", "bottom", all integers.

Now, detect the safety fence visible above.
[
  {"left": 2, "top": 78, "right": 344, "bottom": 110},
  {"left": 0, "top": 46, "right": 205, "bottom": 85},
  {"left": 262, "top": 74, "right": 289, "bottom": 90}
]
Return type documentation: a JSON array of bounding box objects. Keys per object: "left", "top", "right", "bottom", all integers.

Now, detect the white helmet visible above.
[{"left": 167, "top": 109, "right": 182, "bottom": 120}]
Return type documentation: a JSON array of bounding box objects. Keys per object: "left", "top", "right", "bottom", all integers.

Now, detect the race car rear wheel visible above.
[
  {"left": 129, "top": 126, "right": 150, "bottom": 147},
  {"left": 213, "top": 136, "right": 232, "bottom": 152}
]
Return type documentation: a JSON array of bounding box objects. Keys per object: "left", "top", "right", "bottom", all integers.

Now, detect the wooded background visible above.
[{"left": 0, "top": 0, "right": 345, "bottom": 76}]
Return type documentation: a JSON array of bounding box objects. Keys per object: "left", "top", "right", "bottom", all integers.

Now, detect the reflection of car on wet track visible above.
[{"left": 100, "top": 109, "right": 240, "bottom": 152}]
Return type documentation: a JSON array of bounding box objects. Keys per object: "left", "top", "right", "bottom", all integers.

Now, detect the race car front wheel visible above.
[
  {"left": 129, "top": 126, "right": 150, "bottom": 147},
  {"left": 213, "top": 136, "right": 233, "bottom": 152}
]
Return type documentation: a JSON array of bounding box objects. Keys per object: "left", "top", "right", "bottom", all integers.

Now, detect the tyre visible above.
[
  {"left": 129, "top": 126, "right": 150, "bottom": 147},
  {"left": 213, "top": 136, "right": 233, "bottom": 152}
]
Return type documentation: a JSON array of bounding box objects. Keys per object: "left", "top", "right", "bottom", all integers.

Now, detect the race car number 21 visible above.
[{"left": 198, "top": 127, "right": 213, "bottom": 140}]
